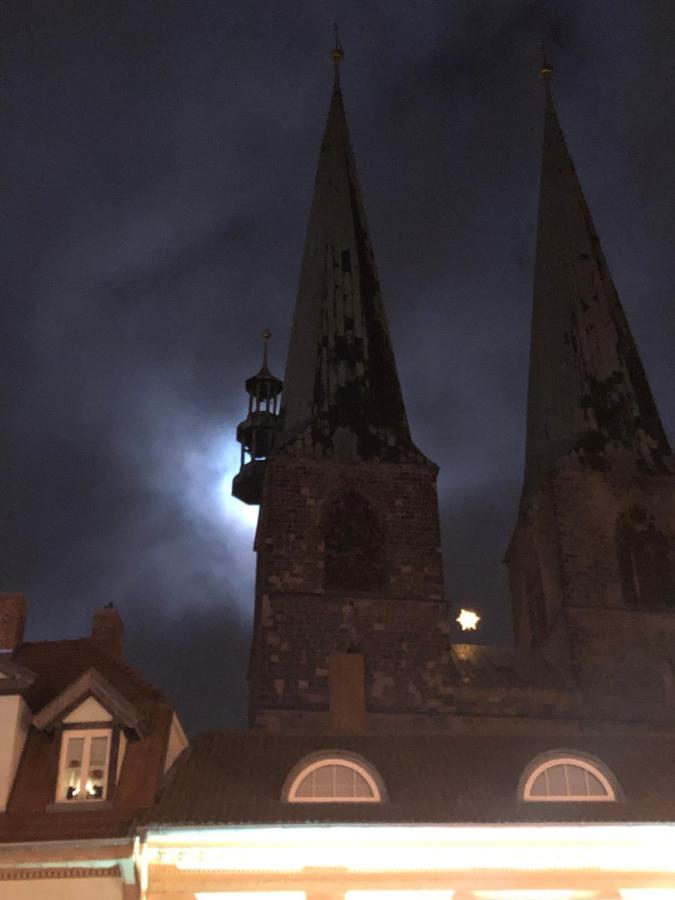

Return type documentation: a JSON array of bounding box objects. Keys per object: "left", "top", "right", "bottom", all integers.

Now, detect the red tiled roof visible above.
[
  {"left": 13, "top": 638, "right": 165, "bottom": 717},
  {"left": 147, "top": 730, "right": 675, "bottom": 826}
]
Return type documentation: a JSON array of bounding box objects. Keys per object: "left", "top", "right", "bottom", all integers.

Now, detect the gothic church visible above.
[
  {"left": 137, "top": 50, "right": 675, "bottom": 898},
  {"left": 2, "top": 45, "right": 675, "bottom": 900},
  {"left": 228, "top": 49, "right": 675, "bottom": 734}
]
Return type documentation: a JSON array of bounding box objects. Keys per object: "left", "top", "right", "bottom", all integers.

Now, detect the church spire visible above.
[
  {"left": 522, "top": 59, "right": 673, "bottom": 498},
  {"left": 279, "top": 43, "right": 417, "bottom": 462}
]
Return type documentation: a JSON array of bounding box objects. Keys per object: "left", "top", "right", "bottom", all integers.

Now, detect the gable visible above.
[
  {"left": 33, "top": 667, "right": 146, "bottom": 736},
  {"left": 62, "top": 696, "right": 113, "bottom": 724}
]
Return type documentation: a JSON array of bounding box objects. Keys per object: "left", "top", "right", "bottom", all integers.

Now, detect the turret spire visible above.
[
  {"left": 279, "top": 42, "right": 418, "bottom": 462},
  {"left": 521, "top": 60, "right": 673, "bottom": 498},
  {"left": 232, "top": 329, "right": 283, "bottom": 505}
]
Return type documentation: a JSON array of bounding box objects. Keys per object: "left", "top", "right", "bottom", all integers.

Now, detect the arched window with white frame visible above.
[
  {"left": 283, "top": 752, "right": 385, "bottom": 803},
  {"left": 520, "top": 751, "right": 619, "bottom": 802}
]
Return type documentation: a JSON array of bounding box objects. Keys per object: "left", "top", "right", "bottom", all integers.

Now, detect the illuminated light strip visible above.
[
  {"left": 189, "top": 893, "right": 675, "bottom": 900},
  {"left": 473, "top": 893, "right": 598, "bottom": 900},
  {"left": 195, "top": 894, "right": 306, "bottom": 900},
  {"left": 619, "top": 893, "right": 675, "bottom": 899},
  {"left": 347, "top": 892, "right": 454, "bottom": 900},
  {"left": 142, "top": 824, "right": 675, "bottom": 875}
]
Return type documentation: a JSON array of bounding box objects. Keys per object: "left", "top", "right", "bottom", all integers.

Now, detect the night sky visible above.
[{"left": 2, "top": 2, "right": 674, "bottom": 735}]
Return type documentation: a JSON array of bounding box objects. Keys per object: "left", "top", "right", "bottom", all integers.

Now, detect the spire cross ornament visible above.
[
  {"left": 330, "top": 23, "right": 344, "bottom": 67},
  {"left": 538, "top": 42, "right": 553, "bottom": 81},
  {"left": 261, "top": 328, "right": 271, "bottom": 370}
]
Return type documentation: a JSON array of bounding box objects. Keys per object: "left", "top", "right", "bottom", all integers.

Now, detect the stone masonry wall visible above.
[
  {"left": 507, "top": 469, "right": 675, "bottom": 707},
  {"left": 257, "top": 456, "right": 445, "bottom": 600},
  {"left": 249, "top": 455, "right": 448, "bottom": 725}
]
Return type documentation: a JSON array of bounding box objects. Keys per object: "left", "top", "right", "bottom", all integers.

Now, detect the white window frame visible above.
[
  {"left": 522, "top": 756, "right": 616, "bottom": 802},
  {"left": 56, "top": 727, "right": 112, "bottom": 803},
  {"left": 287, "top": 757, "right": 382, "bottom": 803}
]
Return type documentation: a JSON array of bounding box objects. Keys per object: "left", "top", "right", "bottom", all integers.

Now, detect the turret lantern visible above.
[{"left": 232, "top": 329, "right": 283, "bottom": 505}]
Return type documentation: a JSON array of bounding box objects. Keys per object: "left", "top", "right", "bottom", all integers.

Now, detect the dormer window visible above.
[
  {"left": 32, "top": 667, "right": 146, "bottom": 810},
  {"left": 519, "top": 751, "right": 620, "bottom": 802},
  {"left": 57, "top": 728, "right": 112, "bottom": 802},
  {"left": 283, "top": 751, "right": 386, "bottom": 803}
]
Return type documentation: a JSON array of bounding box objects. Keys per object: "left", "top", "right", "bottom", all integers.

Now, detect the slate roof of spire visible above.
[
  {"left": 279, "top": 60, "right": 424, "bottom": 463},
  {"left": 522, "top": 72, "right": 673, "bottom": 498}
]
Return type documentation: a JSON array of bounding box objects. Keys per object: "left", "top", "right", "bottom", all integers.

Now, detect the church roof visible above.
[
  {"left": 148, "top": 730, "right": 675, "bottom": 826},
  {"left": 279, "top": 56, "right": 422, "bottom": 462},
  {"left": 522, "top": 70, "right": 673, "bottom": 498}
]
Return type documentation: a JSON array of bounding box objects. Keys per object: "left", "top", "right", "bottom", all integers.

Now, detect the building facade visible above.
[
  {"left": 2, "top": 47, "right": 674, "bottom": 900},
  {"left": 140, "top": 51, "right": 675, "bottom": 900},
  {"left": 0, "top": 594, "right": 187, "bottom": 898}
]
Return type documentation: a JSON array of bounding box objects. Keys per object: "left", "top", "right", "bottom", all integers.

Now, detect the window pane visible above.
[
  {"left": 529, "top": 772, "right": 547, "bottom": 797},
  {"left": 89, "top": 736, "right": 108, "bottom": 766},
  {"left": 546, "top": 764, "right": 567, "bottom": 796},
  {"left": 288, "top": 760, "right": 381, "bottom": 803},
  {"left": 334, "top": 764, "right": 355, "bottom": 797},
  {"left": 353, "top": 770, "right": 373, "bottom": 798},
  {"left": 313, "top": 764, "right": 334, "bottom": 797},
  {"left": 86, "top": 735, "right": 109, "bottom": 799},
  {"left": 565, "top": 764, "right": 588, "bottom": 796},
  {"left": 66, "top": 737, "right": 84, "bottom": 767},
  {"left": 586, "top": 769, "right": 607, "bottom": 796},
  {"left": 295, "top": 772, "right": 313, "bottom": 798},
  {"left": 63, "top": 737, "right": 84, "bottom": 800}
]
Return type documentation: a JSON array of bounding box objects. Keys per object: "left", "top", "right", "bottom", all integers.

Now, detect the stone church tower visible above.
[
  {"left": 234, "top": 48, "right": 452, "bottom": 731},
  {"left": 506, "top": 61, "right": 675, "bottom": 708},
  {"left": 234, "top": 51, "right": 675, "bottom": 733}
]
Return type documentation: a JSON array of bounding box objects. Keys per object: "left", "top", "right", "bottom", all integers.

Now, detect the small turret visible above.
[{"left": 232, "top": 330, "right": 283, "bottom": 505}]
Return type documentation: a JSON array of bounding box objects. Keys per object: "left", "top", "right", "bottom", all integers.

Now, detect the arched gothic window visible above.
[
  {"left": 616, "top": 511, "right": 674, "bottom": 609},
  {"left": 324, "top": 490, "right": 385, "bottom": 591},
  {"left": 520, "top": 753, "right": 618, "bottom": 802},
  {"left": 284, "top": 754, "right": 384, "bottom": 803}
]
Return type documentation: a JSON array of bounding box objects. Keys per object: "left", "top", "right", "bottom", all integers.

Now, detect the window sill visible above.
[{"left": 46, "top": 800, "right": 113, "bottom": 813}]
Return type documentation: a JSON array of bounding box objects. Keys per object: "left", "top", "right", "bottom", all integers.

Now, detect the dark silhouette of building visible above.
[{"left": 140, "top": 50, "right": 675, "bottom": 898}]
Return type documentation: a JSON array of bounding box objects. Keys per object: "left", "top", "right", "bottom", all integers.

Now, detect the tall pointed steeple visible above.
[
  {"left": 246, "top": 46, "right": 447, "bottom": 731},
  {"left": 280, "top": 43, "right": 418, "bottom": 462},
  {"left": 522, "top": 59, "right": 673, "bottom": 498}
]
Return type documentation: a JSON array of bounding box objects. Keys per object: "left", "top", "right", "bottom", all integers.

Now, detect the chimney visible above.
[
  {"left": 91, "top": 603, "right": 124, "bottom": 659},
  {"left": 0, "top": 593, "right": 27, "bottom": 652},
  {"left": 328, "top": 651, "right": 367, "bottom": 733}
]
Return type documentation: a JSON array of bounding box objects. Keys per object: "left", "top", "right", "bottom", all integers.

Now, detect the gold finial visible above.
[
  {"left": 538, "top": 43, "right": 553, "bottom": 81},
  {"left": 330, "top": 22, "right": 344, "bottom": 65}
]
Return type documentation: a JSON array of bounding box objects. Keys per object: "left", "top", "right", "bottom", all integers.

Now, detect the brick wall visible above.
[
  {"left": 507, "top": 468, "right": 675, "bottom": 707},
  {"left": 249, "top": 455, "right": 450, "bottom": 726}
]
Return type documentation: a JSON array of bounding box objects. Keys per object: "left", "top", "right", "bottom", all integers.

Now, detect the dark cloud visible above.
[{"left": 2, "top": 0, "right": 673, "bottom": 734}]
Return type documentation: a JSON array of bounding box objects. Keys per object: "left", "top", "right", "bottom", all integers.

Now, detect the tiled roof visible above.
[
  {"left": 148, "top": 729, "right": 675, "bottom": 826},
  {"left": 14, "top": 638, "right": 165, "bottom": 717},
  {"left": 0, "top": 638, "right": 172, "bottom": 843},
  {"left": 278, "top": 68, "right": 422, "bottom": 463}
]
